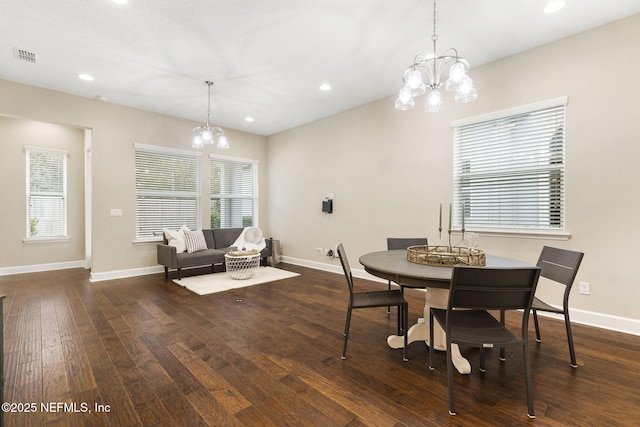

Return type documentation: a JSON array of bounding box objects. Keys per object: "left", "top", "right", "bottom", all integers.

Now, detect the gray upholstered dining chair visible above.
[
  {"left": 385, "top": 238, "right": 428, "bottom": 313},
  {"left": 531, "top": 246, "right": 584, "bottom": 368},
  {"left": 337, "top": 243, "right": 408, "bottom": 361},
  {"left": 429, "top": 266, "right": 541, "bottom": 418}
]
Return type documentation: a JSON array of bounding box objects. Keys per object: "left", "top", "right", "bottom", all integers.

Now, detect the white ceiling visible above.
[{"left": 1, "top": 0, "right": 639, "bottom": 136}]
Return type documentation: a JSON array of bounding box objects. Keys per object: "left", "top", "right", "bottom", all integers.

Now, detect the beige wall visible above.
[
  {"left": 267, "top": 14, "right": 640, "bottom": 321},
  {"left": 0, "top": 116, "right": 85, "bottom": 266},
  {"left": 0, "top": 81, "right": 268, "bottom": 275}
]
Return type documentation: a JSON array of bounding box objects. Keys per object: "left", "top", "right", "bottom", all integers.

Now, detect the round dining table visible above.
[{"left": 359, "top": 249, "right": 534, "bottom": 374}]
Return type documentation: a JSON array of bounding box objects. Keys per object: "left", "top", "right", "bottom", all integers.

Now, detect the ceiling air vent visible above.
[{"left": 13, "top": 47, "right": 38, "bottom": 63}]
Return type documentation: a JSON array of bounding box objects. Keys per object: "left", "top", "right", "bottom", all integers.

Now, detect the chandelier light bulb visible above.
[
  {"left": 406, "top": 69, "right": 426, "bottom": 96},
  {"left": 395, "top": 86, "right": 415, "bottom": 110},
  {"left": 426, "top": 88, "right": 443, "bottom": 112},
  {"left": 457, "top": 75, "right": 474, "bottom": 95},
  {"left": 445, "top": 62, "right": 466, "bottom": 91},
  {"left": 217, "top": 134, "right": 229, "bottom": 149}
]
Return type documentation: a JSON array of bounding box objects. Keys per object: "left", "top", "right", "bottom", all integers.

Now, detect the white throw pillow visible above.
[
  {"left": 184, "top": 229, "right": 208, "bottom": 253},
  {"left": 163, "top": 228, "right": 186, "bottom": 253}
]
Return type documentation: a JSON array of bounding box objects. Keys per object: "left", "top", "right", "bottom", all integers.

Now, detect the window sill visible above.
[
  {"left": 133, "top": 237, "right": 162, "bottom": 245},
  {"left": 458, "top": 228, "right": 571, "bottom": 241},
  {"left": 23, "top": 236, "right": 71, "bottom": 244}
]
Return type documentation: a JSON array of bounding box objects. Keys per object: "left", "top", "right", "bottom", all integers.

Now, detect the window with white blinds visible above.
[
  {"left": 135, "top": 144, "right": 201, "bottom": 240},
  {"left": 452, "top": 97, "right": 567, "bottom": 232},
  {"left": 25, "top": 147, "right": 68, "bottom": 239},
  {"left": 210, "top": 155, "right": 258, "bottom": 229}
]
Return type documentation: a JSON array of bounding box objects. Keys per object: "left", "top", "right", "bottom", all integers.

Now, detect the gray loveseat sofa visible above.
[{"left": 157, "top": 227, "right": 273, "bottom": 279}]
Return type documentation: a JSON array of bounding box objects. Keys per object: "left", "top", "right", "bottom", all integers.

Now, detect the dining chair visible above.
[
  {"left": 337, "top": 243, "right": 408, "bottom": 361},
  {"left": 385, "top": 238, "right": 428, "bottom": 313},
  {"left": 429, "top": 266, "right": 541, "bottom": 418},
  {"left": 531, "top": 246, "right": 584, "bottom": 368}
]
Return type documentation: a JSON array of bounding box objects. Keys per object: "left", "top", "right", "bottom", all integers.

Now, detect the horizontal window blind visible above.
[
  {"left": 453, "top": 100, "right": 566, "bottom": 231},
  {"left": 210, "top": 156, "right": 257, "bottom": 229},
  {"left": 26, "top": 148, "right": 67, "bottom": 238},
  {"left": 135, "top": 147, "right": 200, "bottom": 239}
]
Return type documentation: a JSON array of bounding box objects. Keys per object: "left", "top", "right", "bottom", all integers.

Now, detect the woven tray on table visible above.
[{"left": 407, "top": 245, "right": 486, "bottom": 267}]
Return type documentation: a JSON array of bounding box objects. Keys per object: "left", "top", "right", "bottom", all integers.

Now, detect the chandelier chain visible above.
[{"left": 432, "top": 0, "right": 438, "bottom": 43}]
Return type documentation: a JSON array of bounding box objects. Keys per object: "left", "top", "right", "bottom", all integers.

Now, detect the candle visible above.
[
  {"left": 439, "top": 203, "right": 442, "bottom": 229},
  {"left": 449, "top": 203, "right": 452, "bottom": 232}
]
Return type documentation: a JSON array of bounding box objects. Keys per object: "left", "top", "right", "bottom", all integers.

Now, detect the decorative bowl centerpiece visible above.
[{"left": 407, "top": 245, "right": 486, "bottom": 267}]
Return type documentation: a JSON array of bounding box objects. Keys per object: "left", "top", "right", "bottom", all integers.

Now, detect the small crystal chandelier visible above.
[
  {"left": 395, "top": 0, "right": 477, "bottom": 112},
  {"left": 192, "top": 81, "right": 229, "bottom": 149}
]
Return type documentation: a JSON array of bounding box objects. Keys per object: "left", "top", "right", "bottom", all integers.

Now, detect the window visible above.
[
  {"left": 25, "top": 147, "right": 68, "bottom": 239},
  {"left": 210, "top": 155, "right": 258, "bottom": 229},
  {"left": 135, "top": 144, "right": 201, "bottom": 240},
  {"left": 452, "top": 97, "right": 567, "bottom": 233}
]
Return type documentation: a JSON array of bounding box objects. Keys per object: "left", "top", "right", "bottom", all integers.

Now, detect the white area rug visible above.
[{"left": 172, "top": 267, "right": 300, "bottom": 295}]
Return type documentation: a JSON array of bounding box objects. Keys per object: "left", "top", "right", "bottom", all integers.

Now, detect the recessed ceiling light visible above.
[
  {"left": 544, "top": 0, "right": 567, "bottom": 14},
  {"left": 245, "top": 117, "right": 254, "bottom": 122},
  {"left": 78, "top": 74, "right": 94, "bottom": 81},
  {"left": 319, "top": 83, "right": 331, "bottom": 91}
]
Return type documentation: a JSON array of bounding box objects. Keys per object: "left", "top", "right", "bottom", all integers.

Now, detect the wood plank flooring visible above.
[{"left": 1, "top": 264, "right": 639, "bottom": 426}]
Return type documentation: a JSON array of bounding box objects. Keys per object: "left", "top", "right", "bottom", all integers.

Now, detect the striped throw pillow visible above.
[{"left": 184, "top": 229, "right": 207, "bottom": 253}]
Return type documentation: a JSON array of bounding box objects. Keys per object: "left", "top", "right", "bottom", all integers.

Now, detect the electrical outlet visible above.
[
  {"left": 579, "top": 281, "right": 590, "bottom": 295},
  {"left": 316, "top": 248, "right": 324, "bottom": 255}
]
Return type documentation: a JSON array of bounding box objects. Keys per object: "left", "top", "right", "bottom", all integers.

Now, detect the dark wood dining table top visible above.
[{"left": 359, "top": 249, "right": 534, "bottom": 289}]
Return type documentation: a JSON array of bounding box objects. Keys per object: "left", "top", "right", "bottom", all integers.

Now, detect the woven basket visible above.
[
  {"left": 225, "top": 251, "right": 260, "bottom": 280},
  {"left": 407, "top": 245, "right": 486, "bottom": 267}
]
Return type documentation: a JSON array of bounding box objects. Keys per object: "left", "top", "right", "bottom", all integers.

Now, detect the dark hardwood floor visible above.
[{"left": 1, "top": 263, "right": 638, "bottom": 426}]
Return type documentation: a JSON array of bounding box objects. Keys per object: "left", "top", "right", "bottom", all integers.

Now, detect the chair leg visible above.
[
  {"left": 499, "top": 310, "right": 506, "bottom": 361},
  {"left": 479, "top": 347, "right": 486, "bottom": 372},
  {"left": 402, "top": 303, "right": 408, "bottom": 361},
  {"left": 342, "top": 306, "right": 353, "bottom": 359},
  {"left": 387, "top": 281, "right": 391, "bottom": 314},
  {"left": 446, "top": 338, "right": 456, "bottom": 416},
  {"left": 533, "top": 310, "right": 542, "bottom": 342},
  {"left": 523, "top": 342, "right": 536, "bottom": 418},
  {"left": 428, "top": 310, "right": 435, "bottom": 370},
  {"left": 564, "top": 311, "right": 578, "bottom": 368}
]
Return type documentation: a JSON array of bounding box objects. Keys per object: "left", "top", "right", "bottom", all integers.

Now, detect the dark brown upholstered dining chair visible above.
[
  {"left": 337, "top": 243, "right": 408, "bottom": 361},
  {"left": 531, "top": 246, "right": 584, "bottom": 368},
  {"left": 429, "top": 266, "right": 541, "bottom": 418}
]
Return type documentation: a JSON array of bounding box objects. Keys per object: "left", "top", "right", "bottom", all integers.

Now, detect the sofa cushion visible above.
[
  {"left": 184, "top": 229, "right": 208, "bottom": 253},
  {"left": 202, "top": 229, "right": 215, "bottom": 249},
  {"left": 176, "top": 248, "right": 226, "bottom": 266},
  {"left": 212, "top": 228, "right": 244, "bottom": 249}
]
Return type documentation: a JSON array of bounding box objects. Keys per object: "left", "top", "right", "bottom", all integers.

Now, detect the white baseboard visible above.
[
  {"left": 281, "top": 255, "right": 640, "bottom": 337},
  {"left": 89, "top": 265, "right": 164, "bottom": 282},
  {"left": 0, "top": 260, "right": 87, "bottom": 276}
]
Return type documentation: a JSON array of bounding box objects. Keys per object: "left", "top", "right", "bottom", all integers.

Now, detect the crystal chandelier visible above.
[
  {"left": 192, "top": 81, "right": 229, "bottom": 149},
  {"left": 395, "top": 0, "right": 477, "bottom": 112}
]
